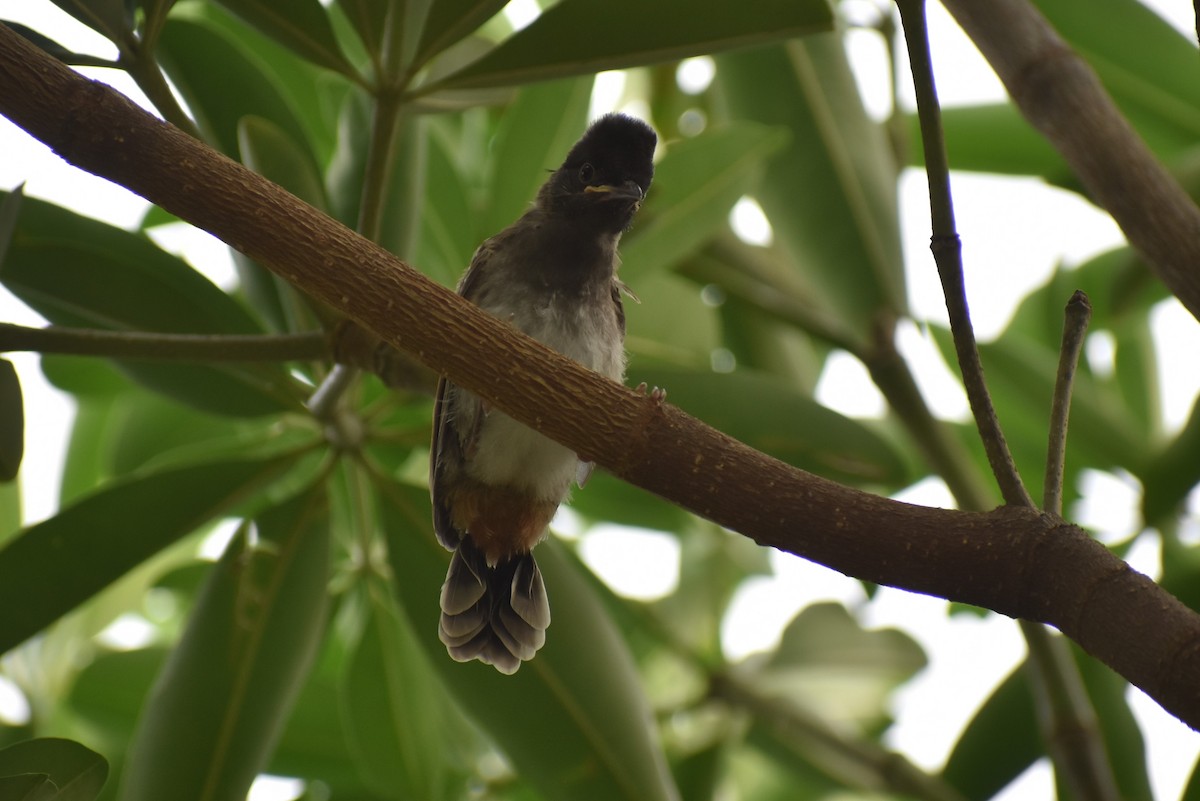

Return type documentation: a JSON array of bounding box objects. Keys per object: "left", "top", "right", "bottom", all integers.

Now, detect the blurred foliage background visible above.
[{"left": 0, "top": 0, "right": 1198, "bottom": 799}]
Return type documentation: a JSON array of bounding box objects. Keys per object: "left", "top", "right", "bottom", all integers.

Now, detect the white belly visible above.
[{"left": 466, "top": 289, "right": 624, "bottom": 500}]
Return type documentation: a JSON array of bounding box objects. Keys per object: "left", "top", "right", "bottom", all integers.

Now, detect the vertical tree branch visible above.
[
  {"left": 894, "top": 0, "right": 1031, "bottom": 508},
  {"left": 1043, "top": 291, "right": 1091, "bottom": 516},
  {"left": 896, "top": 2, "right": 1122, "bottom": 793}
]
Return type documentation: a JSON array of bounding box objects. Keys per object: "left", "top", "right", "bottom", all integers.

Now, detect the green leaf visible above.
[
  {"left": 0, "top": 194, "right": 300, "bottom": 417},
  {"left": 416, "top": 123, "right": 476, "bottom": 287},
  {"left": 0, "top": 360, "right": 22, "bottom": 482},
  {"left": 340, "top": 582, "right": 471, "bottom": 801},
  {"left": 0, "top": 738, "right": 108, "bottom": 801},
  {"left": 121, "top": 487, "right": 330, "bottom": 801},
  {"left": 480, "top": 78, "right": 594, "bottom": 240},
  {"left": 1032, "top": 0, "right": 1200, "bottom": 164},
  {"left": 158, "top": 15, "right": 315, "bottom": 161},
  {"left": 425, "top": 0, "right": 832, "bottom": 91},
  {"left": 620, "top": 122, "right": 788, "bottom": 281},
  {"left": 715, "top": 35, "right": 905, "bottom": 346},
  {"left": 411, "top": 0, "right": 508, "bottom": 72},
  {"left": 1142, "top": 396, "right": 1200, "bottom": 527},
  {"left": 47, "top": 0, "right": 129, "bottom": 43},
  {"left": 0, "top": 773, "right": 55, "bottom": 801},
  {"left": 1075, "top": 648, "right": 1151, "bottom": 801},
  {"left": 0, "top": 455, "right": 295, "bottom": 654},
  {"left": 916, "top": 103, "right": 1071, "bottom": 182},
  {"left": 376, "top": 480, "right": 681, "bottom": 801},
  {"left": 238, "top": 116, "right": 329, "bottom": 210},
  {"left": 625, "top": 364, "right": 911, "bottom": 486},
  {"left": 1, "top": 21, "right": 116, "bottom": 68},
  {"left": 624, "top": 272, "right": 720, "bottom": 364},
  {"left": 1184, "top": 756, "right": 1200, "bottom": 801},
  {"left": 751, "top": 603, "right": 926, "bottom": 729},
  {"left": 70, "top": 650, "right": 167, "bottom": 748},
  {"left": 211, "top": 0, "right": 358, "bottom": 78},
  {"left": 941, "top": 664, "right": 1038, "bottom": 800},
  {"left": 338, "top": 0, "right": 392, "bottom": 58}
]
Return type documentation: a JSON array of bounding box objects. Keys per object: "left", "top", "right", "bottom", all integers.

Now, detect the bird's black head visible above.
[{"left": 540, "top": 113, "right": 657, "bottom": 233}]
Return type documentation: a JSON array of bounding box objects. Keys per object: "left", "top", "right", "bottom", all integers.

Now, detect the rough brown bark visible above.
[{"left": 1, "top": 26, "right": 1198, "bottom": 728}]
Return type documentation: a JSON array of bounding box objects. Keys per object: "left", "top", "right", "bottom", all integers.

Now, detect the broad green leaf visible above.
[
  {"left": 0, "top": 455, "right": 295, "bottom": 654},
  {"left": 1184, "top": 755, "right": 1200, "bottom": 801},
  {"left": 929, "top": 325, "right": 1145, "bottom": 499},
  {"left": 480, "top": 78, "right": 594, "bottom": 240},
  {"left": 916, "top": 103, "right": 1071, "bottom": 182},
  {"left": 0, "top": 479, "right": 17, "bottom": 544},
  {"left": 750, "top": 603, "right": 925, "bottom": 729},
  {"left": 941, "top": 663, "right": 1039, "bottom": 800},
  {"left": 715, "top": 35, "right": 905, "bottom": 347},
  {"left": 416, "top": 124, "right": 476, "bottom": 287},
  {"left": 2, "top": 21, "right": 115, "bottom": 67},
  {"left": 376, "top": 479, "right": 681, "bottom": 801},
  {"left": 0, "top": 738, "right": 108, "bottom": 801},
  {"left": 424, "top": 0, "right": 832, "bottom": 91},
  {"left": 566, "top": 471, "right": 691, "bottom": 533},
  {"left": 58, "top": 394, "right": 120, "bottom": 507},
  {"left": 0, "top": 773, "right": 54, "bottom": 801},
  {"left": 650, "top": 521, "right": 772, "bottom": 662},
  {"left": 1141, "top": 396, "right": 1200, "bottom": 527},
  {"left": 211, "top": 0, "right": 358, "bottom": 78},
  {"left": 340, "top": 581, "right": 471, "bottom": 801},
  {"left": 0, "top": 360, "right": 22, "bottom": 482},
  {"left": 624, "top": 272, "right": 720, "bottom": 365},
  {"left": 121, "top": 488, "right": 330, "bottom": 801},
  {"left": 1075, "top": 648, "right": 1151, "bottom": 801},
  {"left": 325, "top": 93, "right": 427, "bottom": 260},
  {"left": 0, "top": 194, "right": 300, "bottom": 417},
  {"left": 1032, "top": 0, "right": 1200, "bottom": 164},
  {"left": 0, "top": 181, "right": 21, "bottom": 266},
  {"left": 338, "top": 0, "right": 392, "bottom": 58},
  {"left": 267, "top": 643, "right": 366, "bottom": 791},
  {"left": 47, "top": 0, "right": 128, "bottom": 43},
  {"left": 158, "top": 15, "right": 315, "bottom": 162},
  {"left": 189, "top": 2, "right": 352, "bottom": 165},
  {"left": 625, "top": 364, "right": 911, "bottom": 487},
  {"left": 238, "top": 116, "right": 329, "bottom": 211},
  {"left": 411, "top": 0, "right": 508, "bottom": 73},
  {"left": 620, "top": 122, "right": 788, "bottom": 280},
  {"left": 69, "top": 650, "right": 167, "bottom": 748}
]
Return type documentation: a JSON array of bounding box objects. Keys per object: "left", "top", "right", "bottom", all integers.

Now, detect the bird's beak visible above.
[{"left": 585, "top": 180, "right": 644, "bottom": 201}]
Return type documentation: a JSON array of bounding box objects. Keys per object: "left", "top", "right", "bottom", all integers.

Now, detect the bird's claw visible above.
[{"left": 634, "top": 382, "right": 667, "bottom": 403}]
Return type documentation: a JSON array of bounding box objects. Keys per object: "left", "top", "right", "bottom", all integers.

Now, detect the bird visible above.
[{"left": 430, "top": 113, "right": 657, "bottom": 673}]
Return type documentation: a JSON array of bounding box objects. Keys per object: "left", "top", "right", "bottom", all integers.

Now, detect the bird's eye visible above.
[{"left": 578, "top": 163, "right": 595, "bottom": 183}]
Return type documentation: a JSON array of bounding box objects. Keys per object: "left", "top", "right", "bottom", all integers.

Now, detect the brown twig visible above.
[
  {"left": 0, "top": 323, "right": 327, "bottom": 362},
  {"left": 894, "top": 0, "right": 1032, "bottom": 507}
]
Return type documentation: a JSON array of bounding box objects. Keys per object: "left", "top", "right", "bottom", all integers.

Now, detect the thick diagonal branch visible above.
[{"left": 1, "top": 26, "right": 1198, "bottom": 729}]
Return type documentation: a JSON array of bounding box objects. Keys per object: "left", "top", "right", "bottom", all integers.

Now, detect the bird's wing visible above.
[{"left": 430, "top": 241, "right": 495, "bottom": 550}]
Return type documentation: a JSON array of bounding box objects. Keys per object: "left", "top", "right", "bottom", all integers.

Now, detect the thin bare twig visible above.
[
  {"left": 894, "top": 0, "right": 1031, "bottom": 508},
  {"left": 0, "top": 322, "right": 327, "bottom": 362},
  {"left": 1043, "top": 291, "right": 1092, "bottom": 515},
  {"left": 896, "top": 1, "right": 1121, "bottom": 793}
]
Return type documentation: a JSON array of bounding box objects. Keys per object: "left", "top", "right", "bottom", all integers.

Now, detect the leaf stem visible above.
[{"left": 0, "top": 323, "right": 327, "bottom": 362}]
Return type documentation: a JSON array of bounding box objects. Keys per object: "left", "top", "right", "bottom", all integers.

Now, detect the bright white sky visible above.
[{"left": 1, "top": 2, "right": 1199, "bottom": 800}]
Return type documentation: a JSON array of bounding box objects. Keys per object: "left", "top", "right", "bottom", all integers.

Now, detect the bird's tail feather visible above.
[{"left": 438, "top": 538, "right": 550, "bottom": 674}]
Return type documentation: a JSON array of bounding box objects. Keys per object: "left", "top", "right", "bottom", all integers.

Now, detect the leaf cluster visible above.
[{"left": 0, "top": 0, "right": 1197, "bottom": 799}]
